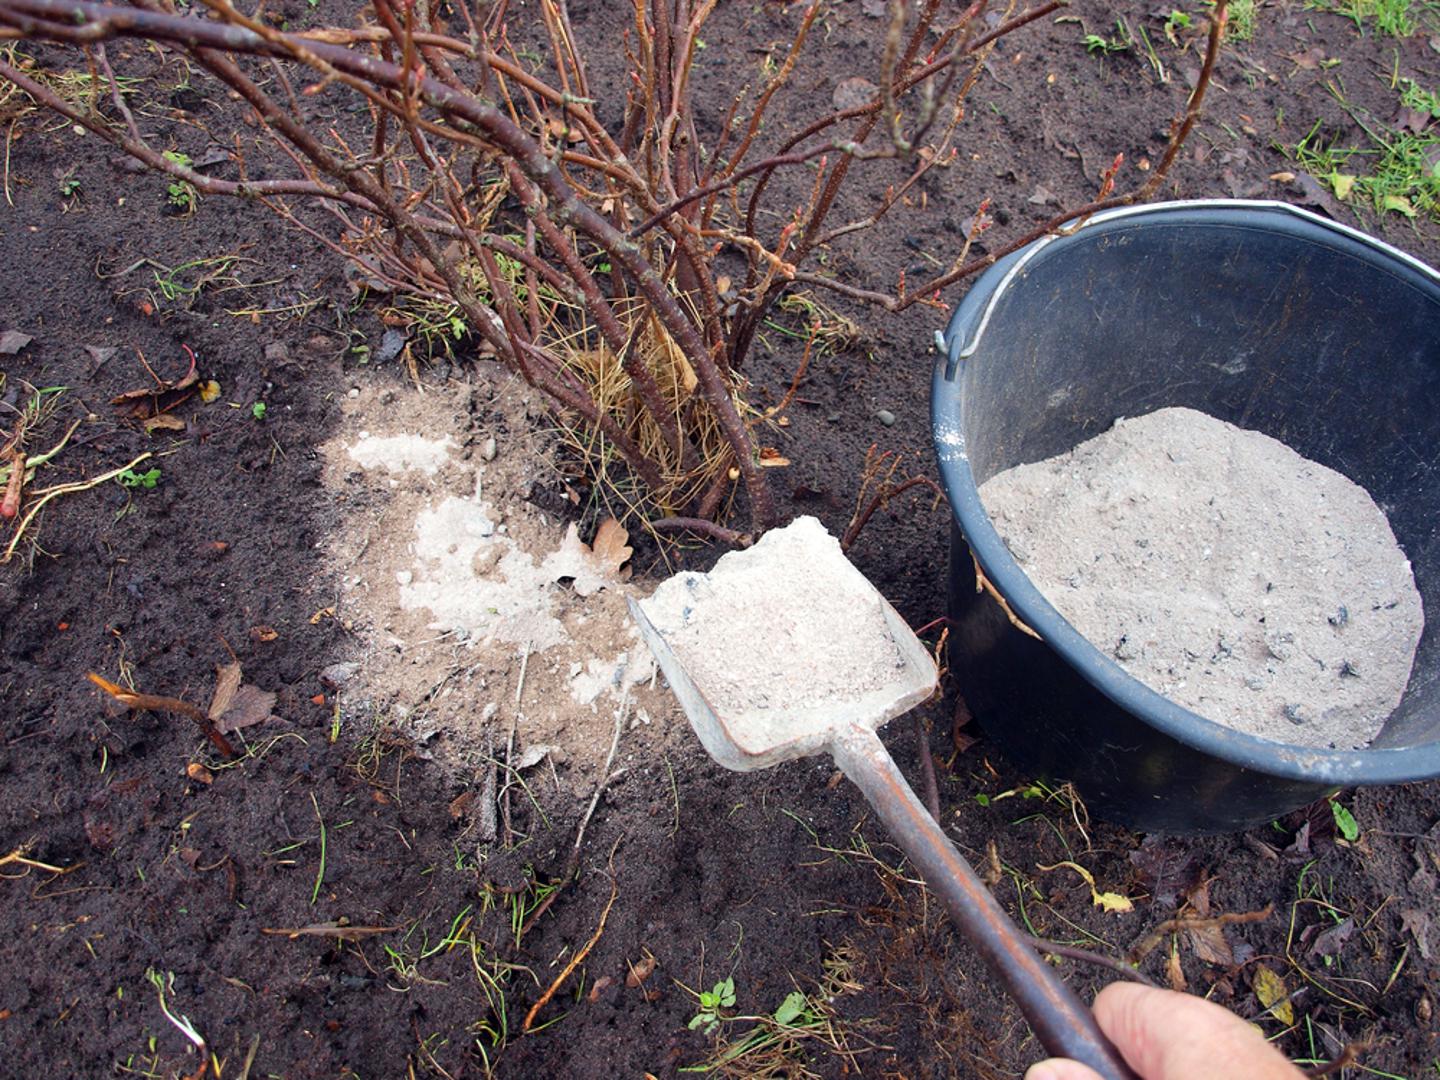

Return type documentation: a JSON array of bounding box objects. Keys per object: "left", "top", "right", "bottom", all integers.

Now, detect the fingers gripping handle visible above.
[{"left": 830, "top": 727, "right": 1138, "bottom": 1080}]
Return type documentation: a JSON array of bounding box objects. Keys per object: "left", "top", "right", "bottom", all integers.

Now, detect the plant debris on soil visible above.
[{"left": 3, "top": 2, "right": 1440, "bottom": 1078}]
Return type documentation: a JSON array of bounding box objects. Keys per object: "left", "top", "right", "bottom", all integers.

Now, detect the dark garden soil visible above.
[{"left": 4, "top": 2, "right": 1440, "bottom": 1077}]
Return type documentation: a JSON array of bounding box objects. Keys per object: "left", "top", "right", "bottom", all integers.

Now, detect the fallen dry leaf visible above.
[
  {"left": 310, "top": 606, "right": 337, "bottom": 624},
  {"left": 1253, "top": 964, "right": 1294, "bottom": 1025},
  {"left": 0, "top": 330, "right": 33, "bottom": 355},
  {"left": 1186, "top": 922, "right": 1234, "bottom": 966},
  {"left": 1128, "top": 836, "right": 1204, "bottom": 908},
  {"left": 214, "top": 684, "right": 277, "bottom": 734},
  {"left": 448, "top": 789, "right": 477, "bottom": 819},
  {"left": 84, "top": 345, "right": 117, "bottom": 369},
  {"left": 758, "top": 448, "right": 792, "bottom": 468},
  {"left": 1166, "top": 941, "right": 1187, "bottom": 991},
  {"left": 143, "top": 413, "right": 187, "bottom": 434},
  {"left": 1308, "top": 916, "right": 1355, "bottom": 959},
  {"left": 626, "top": 952, "right": 657, "bottom": 988},
  {"left": 1286, "top": 46, "right": 1327, "bottom": 70},
  {"left": 515, "top": 744, "right": 561, "bottom": 770},
  {"left": 186, "top": 762, "right": 214, "bottom": 785},
  {"left": 1402, "top": 908, "right": 1433, "bottom": 960},
  {"left": 543, "top": 520, "right": 631, "bottom": 597},
  {"left": 591, "top": 518, "right": 632, "bottom": 576},
  {"left": 1038, "top": 860, "right": 1134, "bottom": 914},
  {"left": 209, "top": 662, "right": 243, "bottom": 722},
  {"left": 111, "top": 346, "right": 200, "bottom": 422},
  {"left": 249, "top": 625, "right": 279, "bottom": 643}
]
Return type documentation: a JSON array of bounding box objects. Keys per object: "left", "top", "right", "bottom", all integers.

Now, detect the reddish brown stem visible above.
[{"left": 649, "top": 516, "right": 753, "bottom": 548}]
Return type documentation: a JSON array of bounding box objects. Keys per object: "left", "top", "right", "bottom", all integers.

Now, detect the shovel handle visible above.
[{"left": 831, "top": 727, "right": 1139, "bottom": 1080}]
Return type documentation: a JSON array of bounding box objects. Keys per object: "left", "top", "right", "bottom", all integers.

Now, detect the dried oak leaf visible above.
[
  {"left": 543, "top": 518, "right": 632, "bottom": 597},
  {"left": 591, "top": 518, "right": 633, "bottom": 576},
  {"left": 214, "top": 684, "right": 278, "bottom": 734},
  {"left": 208, "top": 661, "right": 278, "bottom": 734}
]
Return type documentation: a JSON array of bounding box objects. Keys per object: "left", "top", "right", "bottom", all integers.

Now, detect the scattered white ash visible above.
[
  {"left": 639, "top": 517, "right": 911, "bottom": 728},
  {"left": 979, "top": 407, "right": 1424, "bottom": 750},
  {"left": 347, "top": 432, "right": 455, "bottom": 474},
  {"left": 319, "top": 370, "right": 664, "bottom": 792}
]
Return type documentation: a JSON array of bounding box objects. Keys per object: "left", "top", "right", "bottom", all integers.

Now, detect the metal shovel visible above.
[{"left": 628, "top": 545, "right": 1137, "bottom": 1080}]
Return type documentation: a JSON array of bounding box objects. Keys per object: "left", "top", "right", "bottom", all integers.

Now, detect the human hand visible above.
[{"left": 1026, "top": 982, "right": 1306, "bottom": 1080}]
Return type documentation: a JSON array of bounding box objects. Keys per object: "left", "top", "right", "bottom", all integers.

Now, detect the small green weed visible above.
[
  {"left": 161, "top": 150, "right": 198, "bottom": 213},
  {"left": 688, "top": 977, "right": 736, "bottom": 1035},
  {"left": 1284, "top": 83, "right": 1440, "bottom": 221},
  {"left": 1083, "top": 28, "right": 1130, "bottom": 54},
  {"left": 1305, "top": 0, "right": 1438, "bottom": 36},
  {"left": 119, "top": 467, "right": 162, "bottom": 489},
  {"left": 1224, "top": 0, "right": 1259, "bottom": 39},
  {"left": 1164, "top": 8, "right": 1193, "bottom": 43},
  {"left": 250, "top": 401, "right": 267, "bottom": 421},
  {"left": 1329, "top": 797, "right": 1360, "bottom": 841},
  {"left": 57, "top": 169, "right": 81, "bottom": 198}
]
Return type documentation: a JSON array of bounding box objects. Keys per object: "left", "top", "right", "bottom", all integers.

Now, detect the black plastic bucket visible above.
[{"left": 931, "top": 200, "right": 1440, "bottom": 833}]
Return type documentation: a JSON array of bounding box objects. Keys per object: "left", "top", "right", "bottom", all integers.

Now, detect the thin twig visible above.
[
  {"left": 1025, "top": 935, "right": 1161, "bottom": 989},
  {"left": 649, "top": 516, "right": 753, "bottom": 548},
  {"left": 521, "top": 837, "right": 621, "bottom": 1032},
  {"left": 913, "top": 711, "right": 942, "bottom": 824},
  {"left": 517, "top": 689, "right": 628, "bottom": 940}
]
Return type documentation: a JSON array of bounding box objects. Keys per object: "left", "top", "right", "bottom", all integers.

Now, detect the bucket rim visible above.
[{"left": 932, "top": 198, "right": 1440, "bottom": 788}]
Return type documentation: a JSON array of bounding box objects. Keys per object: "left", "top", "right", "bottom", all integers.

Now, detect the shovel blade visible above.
[{"left": 628, "top": 592, "right": 937, "bottom": 772}]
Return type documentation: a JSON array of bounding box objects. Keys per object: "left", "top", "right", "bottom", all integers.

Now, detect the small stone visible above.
[
  {"left": 263, "top": 341, "right": 290, "bottom": 364},
  {"left": 1328, "top": 605, "right": 1350, "bottom": 628},
  {"left": 395, "top": 570, "right": 413, "bottom": 586},
  {"left": 1264, "top": 629, "right": 1295, "bottom": 662},
  {"left": 347, "top": 387, "right": 360, "bottom": 399},
  {"left": 1283, "top": 703, "right": 1311, "bottom": 725},
  {"left": 319, "top": 662, "right": 360, "bottom": 689},
  {"left": 876, "top": 409, "right": 896, "bottom": 427},
  {"left": 480, "top": 436, "right": 498, "bottom": 462}
]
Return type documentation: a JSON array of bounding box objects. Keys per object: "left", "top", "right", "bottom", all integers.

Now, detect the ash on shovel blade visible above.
[{"left": 635, "top": 517, "right": 933, "bottom": 758}]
